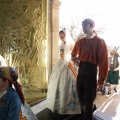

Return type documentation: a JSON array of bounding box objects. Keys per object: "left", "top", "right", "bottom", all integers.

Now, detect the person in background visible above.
[
  {"left": 47, "top": 29, "right": 81, "bottom": 115},
  {"left": 0, "top": 66, "right": 25, "bottom": 120},
  {"left": 71, "top": 18, "right": 108, "bottom": 120},
  {"left": 106, "top": 49, "right": 120, "bottom": 96}
]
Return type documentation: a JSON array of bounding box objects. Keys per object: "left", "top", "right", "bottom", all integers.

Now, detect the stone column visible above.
[
  {"left": 47, "top": 0, "right": 52, "bottom": 81},
  {"left": 51, "top": 0, "right": 61, "bottom": 67}
]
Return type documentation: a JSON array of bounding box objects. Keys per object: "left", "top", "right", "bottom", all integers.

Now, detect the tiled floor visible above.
[
  {"left": 31, "top": 81, "right": 120, "bottom": 120},
  {"left": 31, "top": 100, "right": 47, "bottom": 115},
  {"left": 94, "top": 83, "right": 120, "bottom": 120}
]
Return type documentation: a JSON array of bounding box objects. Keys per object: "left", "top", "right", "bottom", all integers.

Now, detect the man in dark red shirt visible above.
[{"left": 71, "top": 19, "right": 108, "bottom": 120}]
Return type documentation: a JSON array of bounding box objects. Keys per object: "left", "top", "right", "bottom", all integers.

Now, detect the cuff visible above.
[{"left": 98, "top": 79, "right": 104, "bottom": 85}]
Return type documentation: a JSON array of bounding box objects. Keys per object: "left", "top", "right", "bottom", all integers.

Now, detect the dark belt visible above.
[{"left": 78, "top": 61, "right": 97, "bottom": 76}]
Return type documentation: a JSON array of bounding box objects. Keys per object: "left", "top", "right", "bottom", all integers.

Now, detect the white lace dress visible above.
[
  {"left": 20, "top": 102, "right": 38, "bottom": 120},
  {"left": 46, "top": 40, "right": 81, "bottom": 114}
]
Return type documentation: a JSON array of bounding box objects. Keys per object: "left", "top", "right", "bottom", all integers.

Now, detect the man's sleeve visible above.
[
  {"left": 71, "top": 40, "right": 79, "bottom": 57},
  {"left": 98, "top": 40, "right": 108, "bottom": 85}
]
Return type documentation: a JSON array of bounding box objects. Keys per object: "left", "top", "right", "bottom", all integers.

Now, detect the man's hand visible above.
[
  {"left": 97, "top": 84, "right": 104, "bottom": 91},
  {"left": 72, "top": 56, "right": 79, "bottom": 62}
]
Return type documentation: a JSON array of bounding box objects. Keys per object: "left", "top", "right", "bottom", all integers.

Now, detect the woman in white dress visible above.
[{"left": 47, "top": 29, "right": 81, "bottom": 115}]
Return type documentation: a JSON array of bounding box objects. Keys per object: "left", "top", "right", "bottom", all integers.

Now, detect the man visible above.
[
  {"left": 71, "top": 19, "right": 108, "bottom": 120},
  {"left": 0, "top": 66, "right": 25, "bottom": 120}
]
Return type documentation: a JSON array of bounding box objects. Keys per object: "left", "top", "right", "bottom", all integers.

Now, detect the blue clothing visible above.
[{"left": 0, "top": 87, "right": 21, "bottom": 120}]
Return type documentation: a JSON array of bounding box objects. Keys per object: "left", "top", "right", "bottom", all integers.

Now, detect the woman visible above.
[
  {"left": 0, "top": 66, "right": 38, "bottom": 120},
  {"left": 47, "top": 29, "right": 81, "bottom": 114},
  {"left": 107, "top": 49, "right": 120, "bottom": 95},
  {"left": 0, "top": 67, "right": 24, "bottom": 120}
]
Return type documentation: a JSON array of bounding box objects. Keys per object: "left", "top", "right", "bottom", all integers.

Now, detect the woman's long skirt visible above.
[{"left": 47, "top": 60, "right": 81, "bottom": 114}]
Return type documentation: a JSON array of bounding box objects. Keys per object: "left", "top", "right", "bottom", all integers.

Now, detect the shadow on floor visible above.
[
  {"left": 36, "top": 108, "right": 100, "bottom": 120},
  {"left": 36, "top": 108, "right": 74, "bottom": 120}
]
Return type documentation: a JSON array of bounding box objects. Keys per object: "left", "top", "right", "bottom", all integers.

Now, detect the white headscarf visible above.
[{"left": 59, "top": 28, "right": 74, "bottom": 61}]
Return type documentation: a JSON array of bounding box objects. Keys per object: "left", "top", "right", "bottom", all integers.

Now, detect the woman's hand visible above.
[
  {"left": 74, "top": 61, "right": 80, "bottom": 67},
  {"left": 72, "top": 57, "right": 80, "bottom": 67}
]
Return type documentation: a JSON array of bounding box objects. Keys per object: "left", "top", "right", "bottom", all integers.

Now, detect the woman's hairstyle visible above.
[
  {"left": 109, "top": 49, "right": 116, "bottom": 56},
  {"left": 59, "top": 28, "right": 66, "bottom": 36}
]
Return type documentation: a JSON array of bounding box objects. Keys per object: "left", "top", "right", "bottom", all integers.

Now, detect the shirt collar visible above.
[{"left": 86, "top": 33, "right": 96, "bottom": 39}]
